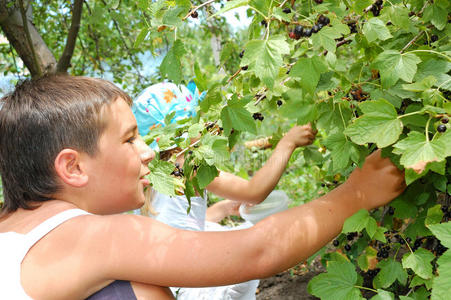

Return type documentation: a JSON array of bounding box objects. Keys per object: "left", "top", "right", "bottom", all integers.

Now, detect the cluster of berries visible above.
[
  {"left": 171, "top": 162, "right": 184, "bottom": 177},
  {"left": 252, "top": 112, "right": 264, "bottom": 121},
  {"left": 289, "top": 15, "right": 330, "bottom": 40},
  {"left": 370, "top": 0, "right": 383, "bottom": 16},
  {"left": 437, "top": 117, "right": 448, "bottom": 133}
]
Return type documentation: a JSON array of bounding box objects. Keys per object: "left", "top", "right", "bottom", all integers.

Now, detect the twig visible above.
[
  {"left": 321, "top": 39, "right": 351, "bottom": 56},
  {"left": 227, "top": 68, "right": 241, "bottom": 83},
  {"left": 57, "top": 0, "right": 83, "bottom": 72},
  {"left": 182, "top": 0, "right": 216, "bottom": 20},
  {"left": 18, "top": 0, "right": 42, "bottom": 77},
  {"left": 400, "top": 31, "right": 424, "bottom": 54}
]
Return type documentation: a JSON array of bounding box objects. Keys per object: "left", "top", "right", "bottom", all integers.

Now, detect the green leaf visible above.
[
  {"left": 393, "top": 131, "right": 450, "bottom": 171},
  {"left": 425, "top": 205, "right": 444, "bottom": 226},
  {"left": 374, "top": 50, "right": 421, "bottom": 87},
  {"left": 291, "top": 56, "right": 328, "bottom": 95},
  {"left": 323, "top": 132, "right": 358, "bottom": 171},
  {"left": 428, "top": 222, "right": 451, "bottom": 248},
  {"left": 344, "top": 99, "right": 403, "bottom": 147},
  {"left": 160, "top": 40, "right": 186, "bottom": 84},
  {"left": 134, "top": 27, "right": 149, "bottom": 48},
  {"left": 196, "top": 164, "right": 219, "bottom": 189},
  {"left": 373, "top": 259, "right": 407, "bottom": 289},
  {"left": 311, "top": 26, "right": 343, "bottom": 53},
  {"left": 241, "top": 35, "right": 290, "bottom": 88},
  {"left": 308, "top": 261, "right": 362, "bottom": 300},
  {"left": 342, "top": 209, "right": 378, "bottom": 238},
  {"left": 402, "top": 248, "right": 435, "bottom": 279},
  {"left": 388, "top": 6, "right": 411, "bottom": 30},
  {"left": 209, "top": 0, "right": 249, "bottom": 18},
  {"left": 362, "top": 18, "right": 392, "bottom": 43},
  {"left": 423, "top": 0, "right": 449, "bottom": 30},
  {"left": 431, "top": 250, "right": 451, "bottom": 300},
  {"left": 148, "top": 159, "right": 179, "bottom": 196},
  {"left": 221, "top": 96, "right": 257, "bottom": 135},
  {"left": 371, "top": 289, "right": 394, "bottom": 300},
  {"left": 402, "top": 76, "right": 437, "bottom": 92}
]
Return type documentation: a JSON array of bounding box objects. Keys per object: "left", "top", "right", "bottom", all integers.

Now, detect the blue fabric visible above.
[
  {"left": 86, "top": 280, "right": 137, "bottom": 300},
  {"left": 132, "top": 81, "right": 206, "bottom": 137}
]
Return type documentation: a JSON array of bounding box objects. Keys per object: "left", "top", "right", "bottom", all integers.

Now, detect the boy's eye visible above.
[{"left": 126, "top": 136, "right": 136, "bottom": 144}]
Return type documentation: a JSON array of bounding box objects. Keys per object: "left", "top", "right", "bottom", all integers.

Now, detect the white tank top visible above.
[{"left": 0, "top": 209, "right": 90, "bottom": 299}]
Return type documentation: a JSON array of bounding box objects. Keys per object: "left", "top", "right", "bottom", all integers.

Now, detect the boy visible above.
[{"left": 0, "top": 75, "right": 405, "bottom": 299}]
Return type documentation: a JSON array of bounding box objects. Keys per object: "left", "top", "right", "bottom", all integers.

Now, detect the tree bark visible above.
[
  {"left": 0, "top": 0, "right": 56, "bottom": 77},
  {"left": 57, "top": 0, "right": 83, "bottom": 72}
]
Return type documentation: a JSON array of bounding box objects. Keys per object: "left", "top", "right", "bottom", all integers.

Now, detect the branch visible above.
[
  {"left": 400, "top": 31, "right": 424, "bottom": 54},
  {"left": 57, "top": 0, "right": 83, "bottom": 72},
  {"left": 18, "top": 0, "right": 41, "bottom": 77},
  {"left": 182, "top": 0, "right": 215, "bottom": 21}
]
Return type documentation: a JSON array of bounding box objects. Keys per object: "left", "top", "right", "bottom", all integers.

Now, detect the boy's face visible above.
[{"left": 84, "top": 97, "right": 153, "bottom": 214}]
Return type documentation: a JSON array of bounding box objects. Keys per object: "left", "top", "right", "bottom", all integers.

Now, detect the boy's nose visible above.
[{"left": 136, "top": 136, "right": 155, "bottom": 164}]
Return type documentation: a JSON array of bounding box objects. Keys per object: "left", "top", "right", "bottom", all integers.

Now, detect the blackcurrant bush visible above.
[
  {"left": 441, "top": 117, "right": 449, "bottom": 124},
  {"left": 431, "top": 35, "right": 438, "bottom": 42},
  {"left": 437, "top": 124, "right": 447, "bottom": 133},
  {"left": 344, "top": 244, "right": 351, "bottom": 251},
  {"left": 282, "top": 7, "right": 291, "bottom": 13},
  {"left": 333, "top": 239, "right": 339, "bottom": 247},
  {"left": 191, "top": 11, "right": 198, "bottom": 18}
]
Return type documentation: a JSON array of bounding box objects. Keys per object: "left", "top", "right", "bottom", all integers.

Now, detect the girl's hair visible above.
[{"left": 0, "top": 74, "right": 132, "bottom": 213}]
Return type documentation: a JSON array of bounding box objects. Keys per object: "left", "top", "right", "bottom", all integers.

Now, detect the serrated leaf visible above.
[
  {"left": 221, "top": 96, "right": 257, "bottom": 135},
  {"left": 402, "top": 76, "right": 437, "bottom": 92},
  {"left": 196, "top": 164, "right": 219, "bottom": 189},
  {"left": 402, "top": 248, "right": 435, "bottom": 279},
  {"left": 323, "top": 132, "right": 358, "bottom": 171},
  {"left": 311, "top": 26, "right": 343, "bottom": 52},
  {"left": 291, "top": 56, "right": 328, "bottom": 95},
  {"left": 148, "top": 159, "right": 179, "bottom": 196},
  {"left": 160, "top": 40, "right": 186, "bottom": 84},
  {"left": 308, "top": 261, "right": 362, "bottom": 300},
  {"left": 431, "top": 250, "right": 451, "bottom": 300},
  {"left": 344, "top": 99, "right": 403, "bottom": 147},
  {"left": 209, "top": 0, "right": 249, "bottom": 19},
  {"left": 374, "top": 50, "right": 421, "bottom": 87},
  {"left": 362, "top": 18, "right": 392, "bottom": 43},
  {"left": 388, "top": 6, "right": 410, "bottom": 30},
  {"left": 371, "top": 289, "right": 394, "bottom": 300},
  {"left": 374, "top": 260, "right": 407, "bottom": 289},
  {"left": 241, "top": 35, "right": 289, "bottom": 88},
  {"left": 134, "top": 27, "right": 149, "bottom": 48},
  {"left": 428, "top": 222, "right": 451, "bottom": 248},
  {"left": 343, "top": 209, "right": 378, "bottom": 238},
  {"left": 426, "top": 205, "right": 444, "bottom": 226},
  {"left": 393, "top": 131, "right": 449, "bottom": 171},
  {"left": 423, "top": 0, "right": 449, "bottom": 30}
]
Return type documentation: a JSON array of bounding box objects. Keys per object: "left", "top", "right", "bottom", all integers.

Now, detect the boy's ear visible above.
[{"left": 54, "top": 149, "right": 88, "bottom": 187}]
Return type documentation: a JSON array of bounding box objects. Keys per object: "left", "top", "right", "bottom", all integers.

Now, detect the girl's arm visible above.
[
  {"left": 206, "top": 124, "right": 316, "bottom": 204},
  {"left": 88, "top": 150, "right": 405, "bottom": 288}
]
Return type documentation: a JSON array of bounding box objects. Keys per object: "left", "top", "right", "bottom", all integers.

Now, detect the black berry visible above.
[
  {"left": 318, "top": 15, "right": 327, "bottom": 24},
  {"left": 388, "top": 206, "right": 395, "bottom": 215},
  {"left": 347, "top": 233, "right": 354, "bottom": 241},
  {"left": 188, "top": 150, "right": 193, "bottom": 155},
  {"left": 190, "top": 11, "right": 198, "bottom": 18},
  {"left": 371, "top": 5, "right": 380, "bottom": 16},
  {"left": 261, "top": 20, "right": 267, "bottom": 27},
  {"left": 294, "top": 25, "right": 304, "bottom": 39},
  {"left": 442, "top": 205, "right": 449, "bottom": 213},
  {"left": 239, "top": 50, "right": 245, "bottom": 58},
  {"left": 441, "top": 117, "right": 449, "bottom": 124},
  {"left": 303, "top": 28, "right": 312, "bottom": 37},
  {"left": 173, "top": 170, "right": 181, "bottom": 176},
  {"left": 431, "top": 35, "right": 438, "bottom": 42},
  {"left": 282, "top": 7, "right": 291, "bottom": 13},
  {"left": 437, "top": 124, "right": 447, "bottom": 133},
  {"left": 312, "top": 24, "right": 320, "bottom": 33},
  {"left": 277, "top": 100, "right": 283, "bottom": 106},
  {"left": 344, "top": 244, "right": 351, "bottom": 251},
  {"left": 314, "top": 0, "right": 323, "bottom": 3},
  {"left": 375, "top": 0, "right": 383, "bottom": 6},
  {"left": 241, "top": 65, "right": 248, "bottom": 71},
  {"left": 333, "top": 239, "right": 339, "bottom": 247}
]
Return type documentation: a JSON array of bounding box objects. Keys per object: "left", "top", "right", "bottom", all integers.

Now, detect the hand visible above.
[
  {"left": 281, "top": 123, "right": 317, "bottom": 149},
  {"left": 345, "top": 150, "right": 406, "bottom": 210}
]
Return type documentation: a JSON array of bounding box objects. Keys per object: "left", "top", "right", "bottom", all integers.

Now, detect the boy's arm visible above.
[
  {"left": 206, "top": 124, "right": 316, "bottom": 204},
  {"left": 89, "top": 150, "right": 405, "bottom": 288}
]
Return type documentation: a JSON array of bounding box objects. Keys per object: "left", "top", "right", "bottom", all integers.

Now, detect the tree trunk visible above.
[{"left": 0, "top": 1, "right": 56, "bottom": 77}]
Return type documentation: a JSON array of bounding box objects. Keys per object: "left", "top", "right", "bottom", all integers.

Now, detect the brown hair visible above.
[{"left": 0, "top": 74, "right": 132, "bottom": 213}]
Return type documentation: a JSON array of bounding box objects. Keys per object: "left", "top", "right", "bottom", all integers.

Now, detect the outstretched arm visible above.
[
  {"left": 87, "top": 150, "right": 405, "bottom": 288},
  {"left": 206, "top": 124, "right": 317, "bottom": 204}
]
